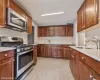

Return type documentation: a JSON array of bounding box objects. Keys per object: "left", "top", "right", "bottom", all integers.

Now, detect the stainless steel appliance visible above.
[
  {"left": 6, "top": 8, "right": 27, "bottom": 32},
  {"left": 0, "top": 36, "right": 34, "bottom": 80}
]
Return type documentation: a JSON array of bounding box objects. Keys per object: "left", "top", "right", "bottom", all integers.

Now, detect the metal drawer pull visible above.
[
  {"left": 93, "top": 78, "right": 96, "bottom": 80},
  {"left": 4, "top": 54, "right": 8, "bottom": 57},
  {"left": 90, "top": 74, "right": 93, "bottom": 79},
  {"left": 82, "top": 57, "right": 86, "bottom": 60}
]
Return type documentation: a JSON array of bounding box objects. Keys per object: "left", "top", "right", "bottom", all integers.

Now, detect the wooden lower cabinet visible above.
[
  {"left": 0, "top": 57, "right": 14, "bottom": 80},
  {"left": 64, "top": 47, "right": 70, "bottom": 59},
  {"left": 37, "top": 44, "right": 70, "bottom": 59},
  {"left": 69, "top": 48, "right": 100, "bottom": 80},
  {"left": 33, "top": 45, "right": 37, "bottom": 65},
  {"left": 78, "top": 60, "right": 93, "bottom": 80}
]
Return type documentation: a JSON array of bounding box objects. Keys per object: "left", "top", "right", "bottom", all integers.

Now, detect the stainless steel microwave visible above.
[{"left": 6, "top": 8, "right": 27, "bottom": 32}]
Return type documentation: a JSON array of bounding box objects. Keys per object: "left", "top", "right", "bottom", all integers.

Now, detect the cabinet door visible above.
[
  {"left": 46, "top": 45, "right": 52, "bottom": 57},
  {"left": 0, "top": 0, "right": 6, "bottom": 27},
  {"left": 58, "top": 26, "right": 66, "bottom": 36},
  {"left": 56, "top": 46, "right": 64, "bottom": 58},
  {"left": 48, "top": 27, "right": 55, "bottom": 36},
  {"left": 38, "top": 27, "right": 43, "bottom": 37},
  {"left": 70, "top": 54, "right": 75, "bottom": 75},
  {"left": 40, "top": 45, "right": 46, "bottom": 57},
  {"left": 42, "top": 27, "right": 48, "bottom": 37},
  {"left": 67, "top": 26, "right": 73, "bottom": 36},
  {"left": 0, "top": 57, "right": 14, "bottom": 80},
  {"left": 77, "top": 1, "right": 85, "bottom": 32},
  {"left": 64, "top": 48, "right": 70, "bottom": 59},
  {"left": 51, "top": 46, "right": 57, "bottom": 58},
  {"left": 85, "top": 0, "right": 98, "bottom": 28},
  {"left": 55, "top": 27, "right": 59, "bottom": 36},
  {"left": 34, "top": 46, "right": 37, "bottom": 65},
  {"left": 37, "top": 45, "right": 41, "bottom": 56},
  {"left": 79, "top": 60, "right": 93, "bottom": 80},
  {"left": 28, "top": 16, "right": 32, "bottom": 34}
]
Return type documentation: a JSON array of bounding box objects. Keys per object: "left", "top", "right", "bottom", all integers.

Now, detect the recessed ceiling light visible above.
[{"left": 41, "top": 12, "right": 64, "bottom": 16}]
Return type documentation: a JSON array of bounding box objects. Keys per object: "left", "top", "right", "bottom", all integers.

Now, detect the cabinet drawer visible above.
[
  {"left": 79, "top": 53, "right": 100, "bottom": 75},
  {"left": 0, "top": 50, "right": 14, "bottom": 61},
  {"left": 69, "top": 48, "right": 79, "bottom": 59}
]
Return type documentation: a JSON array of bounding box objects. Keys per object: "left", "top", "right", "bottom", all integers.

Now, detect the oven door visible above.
[
  {"left": 7, "top": 8, "right": 27, "bottom": 31},
  {"left": 17, "top": 49, "right": 33, "bottom": 77}
]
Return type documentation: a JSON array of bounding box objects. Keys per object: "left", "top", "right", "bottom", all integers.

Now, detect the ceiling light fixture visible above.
[{"left": 41, "top": 12, "right": 64, "bottom": 16}]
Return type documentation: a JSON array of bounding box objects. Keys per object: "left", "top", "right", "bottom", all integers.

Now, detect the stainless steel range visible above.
[{"left": 0, "top": 36, "right": 34, "bottom": 80}]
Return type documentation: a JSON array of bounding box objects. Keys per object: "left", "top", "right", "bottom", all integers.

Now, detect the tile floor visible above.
[{"left": 24, "top": 57, "right": 74, "bottom": 80}]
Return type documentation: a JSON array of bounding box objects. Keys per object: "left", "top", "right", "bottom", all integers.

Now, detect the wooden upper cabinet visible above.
[
  {"left": 54, "top": 27, "right": 59, "bottom": 36},
  {"left": 38, "top": 25, "right": 73, "bottom": 37},
  {"left": 77, "top": 1, "right": 85, "bottom": 32},
  {"left": 77, "top": 0, "right": 99, "bottom": 32},
  {"left": 67, "top": 25, "right": 73, "bottom": 36},
  {"left": 42, "top": 27, "right": 48, "bottom": 37},
  {"left": 48, "top": 27, "right": 55, "bottom": 36},
  {"left": 27, "top": 15, "right": 32, "bottom": 34},
  {"left": 7, "top": 0, "right": 26, "bottom": 18},
  {"left": 85, "top": 0, "right": 99, "bottom": 28},
  {"left": 38, "top": 27, "right": 43, "bottom": 37},
  {"left": 0, "top": 0, "right": 6, "bottom": 27},
  {"left": 58, "top": 26, "right": 66, "bottom": 36}
]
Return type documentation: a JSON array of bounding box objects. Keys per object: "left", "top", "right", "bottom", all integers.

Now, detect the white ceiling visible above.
[{"left": 15, "top": 0, "right": 84, "bottom": 26}]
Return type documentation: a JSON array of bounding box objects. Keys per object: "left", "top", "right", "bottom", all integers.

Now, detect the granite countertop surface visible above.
[
  {"left": 0, "top": 47, "right": 16, "bottom": 52},
  {"left": 69, "top": 46, "right": 100, "bottom": 62},
  {"left": 38, "top": 43, "right": 75, "bottom": 45}
]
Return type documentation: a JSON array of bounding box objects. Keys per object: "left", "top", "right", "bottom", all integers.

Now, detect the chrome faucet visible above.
[
  {"left": 85, "top": 37, "right": 100, "bottom": 49},
  {"left": 85, "top": 40, "right": 98, "bottom": 49},
  {"left": 48, "top": 40, "right": 51, "bottom": 44}
]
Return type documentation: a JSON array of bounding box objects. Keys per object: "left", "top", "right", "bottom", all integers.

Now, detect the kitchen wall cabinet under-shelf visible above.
[{"left": 38, "top": 25, "right": 73, "bottom": 37}]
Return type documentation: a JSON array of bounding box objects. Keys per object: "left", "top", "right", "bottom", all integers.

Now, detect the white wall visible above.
[
  {"left": 38, "top": 37, "right": 74, "bottom": 44},
  {"left": 0, "top": 21, "right": 38, "bottom": 44},
  {"left": 73, "top": 19, "right": 78, "bottom": 46},
  {"left": 32, "top": 21, "right": 38, "bottom": 44},
  {"left": 0, "top": 27, "right": 28, "bottom": 44}
]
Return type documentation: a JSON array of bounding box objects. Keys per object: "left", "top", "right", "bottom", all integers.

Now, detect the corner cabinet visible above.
[
  {"left": 0, "top": 0, "right": 6, "bottom": 27},
  {"left": 77, "top": 0, "right": 99, "bottom": 32}
]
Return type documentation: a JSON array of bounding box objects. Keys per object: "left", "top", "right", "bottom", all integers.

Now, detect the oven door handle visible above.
[{"left": 17, "top": 49, "right": 33, "bottom": 56}]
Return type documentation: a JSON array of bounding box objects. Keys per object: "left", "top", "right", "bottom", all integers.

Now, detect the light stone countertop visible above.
[
  {"left": 0, "top": 47, "right": 16, "bottom": 52},
  {"left": 69, "top": 46, "right": 100, "bottom": 62}
]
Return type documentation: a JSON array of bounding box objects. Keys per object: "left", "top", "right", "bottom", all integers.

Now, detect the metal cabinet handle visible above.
[
  {"left": 93, "top": 78, "right": 96, "bottom": 80},
  {"left": 90, "top": 74, "right": 93, "bottom": 79},
  {"left": 82, "top": 57, "right": 86, "bottom": 60},
  {"left": 90, "top": 75, "right": 96, "bottom": 80},
  {"left": 4, "top": 54, "right": 8, "bottom": 57}
]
